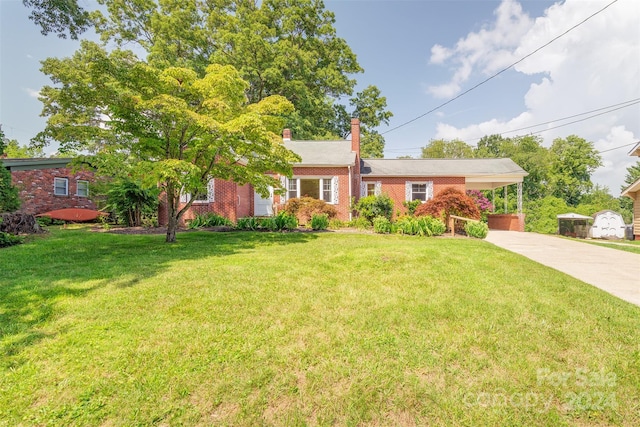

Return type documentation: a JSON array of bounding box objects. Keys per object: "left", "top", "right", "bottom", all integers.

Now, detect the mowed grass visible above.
[{"left": 1, "top": 227, "right": 639, "bottom": 426}]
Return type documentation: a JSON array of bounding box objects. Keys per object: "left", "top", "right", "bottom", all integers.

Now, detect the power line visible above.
[
  {"left": 381, "top": 0, "right": 620, "bottom": 136},
  {"left": 597, "top": 141, "right": 638, "bottom": 154},
  {"left": 385, "top": 98, "right": 640, "bottom": 152}
]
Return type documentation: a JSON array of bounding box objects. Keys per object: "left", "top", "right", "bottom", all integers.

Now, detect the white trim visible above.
[{"left": 406, "top": 181, "right": 434, "bottom": 202}]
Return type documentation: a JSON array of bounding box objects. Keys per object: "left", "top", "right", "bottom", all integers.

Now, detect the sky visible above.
[{"left": 1, "top": 0, "right": 639, "bottom": 195}]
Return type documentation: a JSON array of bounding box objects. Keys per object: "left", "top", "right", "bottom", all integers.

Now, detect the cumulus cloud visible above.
[{"left": 429, "top": 0, "right": 640, "bottom": 195}]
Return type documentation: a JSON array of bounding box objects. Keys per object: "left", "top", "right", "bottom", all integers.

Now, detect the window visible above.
[
  {"left": 367, "top": 183, "right": 376, "bottom": 196},
  {"left": 405, "top": 181, "right": 433, "bottom": 202},
  {"left": 54, "top": 177, "right": 68, "bottom": 196},
  {"left": 76, "top": 180, "right": 89, "bottom": 197},
  {"left": 181, "top": 179, "right": 214, "bottom": 203},
  {"left": 412, "top": 183, "right": 427, "bottom": 201},
  {"left": 285, "top": 177, "right": 337, "bottom": 204},
  {"left": 287, "top": 178, "right": 298, "bottom": 200}
]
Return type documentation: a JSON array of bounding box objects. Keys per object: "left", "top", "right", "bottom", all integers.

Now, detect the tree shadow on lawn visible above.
[{"left": 0, "top": 229, "right": 317, "bottom": 365}]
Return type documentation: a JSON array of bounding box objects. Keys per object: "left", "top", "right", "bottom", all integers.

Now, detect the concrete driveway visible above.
[{"left": 485, "top": 231, "right": 640, "bottom": 307}]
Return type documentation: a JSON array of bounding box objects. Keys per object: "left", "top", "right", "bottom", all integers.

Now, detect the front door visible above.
[{"left": 254, "top": 187, "right": 273, "bottom": 216}]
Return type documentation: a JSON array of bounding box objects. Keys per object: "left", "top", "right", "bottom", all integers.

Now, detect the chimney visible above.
[
  {"left": 283, "top": 129, "right": 292, "bottom": 141},
  {"left": 350, "top": 118, "right": 360, "bottom": 156}
]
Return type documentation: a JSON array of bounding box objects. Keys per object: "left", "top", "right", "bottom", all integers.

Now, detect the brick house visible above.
[
  {"left": 4, "top": 158, "right": 97, "bottom": 215},
  {"left": 621, "top": 142, "right": 640, "bottom": 239},
  {"left": 170, "top": 119, "right": 529, "bottom": 229}
]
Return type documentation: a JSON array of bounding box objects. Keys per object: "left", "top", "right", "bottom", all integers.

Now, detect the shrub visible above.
[
  {"left": 466, "top": 190, "right": 494, "bottom": 221},
  {"left": 465, "top": 221, "right": 489, "bottom": 239},
  {"left": 354, "top": 194, "right": 394, "bottom": 223},
  {"left": 373, "top": 216, "right": 391, "bottom": 234},
  {"left": 394, "top": 215, "right": 446, "bottom": 237},
  {"left": 421, "top": 216, "right": 447, "bottom": 236},
  {"left": 105, "top": 179, "right": 159, "bottom": 227},
  {"left": 283, "top": 197, "right": 337, "bottom": 224},
  {"left": 328, "top": 219, "right": 346, "bottom": 229},
  {"left": 349, "top": 217, "right": 371, "bottom": 230},
  {"left": 402, "top": 200, "right": 422, "bottom": 216},
  {"left": 187, "top": 212, "right": 233, "bottom": 229},
  {"left": 311, "top": 213, "right": 329, "bottom": 230},
  {"left": 260, "top": 212, "right": 298, "bottom": 232},
  {"left": 415, "top": 187, "right": 480, "bottom": 229},
  {"left": 0, "top": 231, "right": 23, "bottom": 248},
  {"left": 236, "top": 217, "right": 260, "bottom": 231}
]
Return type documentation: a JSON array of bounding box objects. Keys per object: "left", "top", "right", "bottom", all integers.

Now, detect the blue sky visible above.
[{"left": 1, "top": 0, "right": 639, "bottom": 195}]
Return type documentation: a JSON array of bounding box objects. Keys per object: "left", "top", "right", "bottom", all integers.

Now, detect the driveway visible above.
[{"left": 485, "top": 231, "right": 640, "bottom": 307}]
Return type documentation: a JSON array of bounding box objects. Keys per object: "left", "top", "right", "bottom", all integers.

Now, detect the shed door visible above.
[
  {"left": 254, "top": 187, "right": 273, "bottom": 216},
  {"left": 599, "top": 212, "right": 625, "bottom": 238}
]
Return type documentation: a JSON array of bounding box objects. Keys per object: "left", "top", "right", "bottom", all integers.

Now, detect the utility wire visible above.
[{"left": 381, "top": 0, "right": 620, "bottom": 136}]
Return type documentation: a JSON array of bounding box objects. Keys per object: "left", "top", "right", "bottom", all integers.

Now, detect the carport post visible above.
[
  {"left": 492, "top": 189, "right": 496, "bottom": 213},
  {"left": 517, "top": 182, "right": 523, "bottom": 214},
  {"left": 504, "top": 186, "right": 508, "bottom": 213}
]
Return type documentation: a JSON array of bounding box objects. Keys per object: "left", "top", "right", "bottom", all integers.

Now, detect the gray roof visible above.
[
  {"left": 284, "top": 140, "right": 356, "bottom": 166},
  {"left": 3, "top": 158, "right": 73, "bottom": 171},
  {"left": 361, "top": 158, "right": 528, "bottom": 177}
]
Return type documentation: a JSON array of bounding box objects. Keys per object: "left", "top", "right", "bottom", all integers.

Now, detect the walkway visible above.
[{"left": 485, "top": 231, "right": 640, "bottom": 307}]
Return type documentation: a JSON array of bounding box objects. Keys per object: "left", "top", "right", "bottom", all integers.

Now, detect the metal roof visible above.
[
  {"left": 361, "top": 158, "right": 527, "bottom": 177},
  {"left": 557, "top": 213, "right": 593, "bottom": 220},
  {"left": 2, "top": 158, "right": 73, "bottom": 171},
  {"left": 284, "top": 140, "right": 356, "bottom": 166}
]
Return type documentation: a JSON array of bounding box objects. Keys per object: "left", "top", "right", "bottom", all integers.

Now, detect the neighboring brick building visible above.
[
  {"left": 169, "top": 118, "right": 529, "bottom": 229},
  {"left": 4, "top": 158, "right": 97, "bottom": 215}
]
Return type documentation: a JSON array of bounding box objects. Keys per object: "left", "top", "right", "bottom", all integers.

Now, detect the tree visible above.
[
  {"left": 35, "top": 41, "right": 298, "bottom": 242},
  {"left": 2, "top": 139, "right": 45, "bottom": 158},
  {"left": 548, "top": 135, "right": 602, "bottom": 206},
  {"left": 421, "top": 139, "right": 474, "bottom": 159},
  {"left": 620, "top": 160, "right": 640, "bottom": 212},
  {"left": 92, "top": 0, "right": 392, "bottom": 148},
  {"left": 22, "top": 0, "right": 91, "bottom": 39},
  {"left": 0, "top": 128, "right": 21, "bottom": 212}
]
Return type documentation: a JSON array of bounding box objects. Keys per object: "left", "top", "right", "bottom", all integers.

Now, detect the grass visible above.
[
  {"left": 560, "top": 236, "right": 640, "bottom": 255},
  {"left": 1, "top": 226, "right": 639, "bottom": 426}
]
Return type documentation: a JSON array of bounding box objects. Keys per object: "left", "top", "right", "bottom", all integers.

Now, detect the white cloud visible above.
[
  {"left": 24, "top": 87, "right": 41, "bottom": 98},
  {"left": 430, "top": 0, "right": 640, "bottom": 196},
  {"left": 426, "top": 0, "right": 533, "bottom": 98}
]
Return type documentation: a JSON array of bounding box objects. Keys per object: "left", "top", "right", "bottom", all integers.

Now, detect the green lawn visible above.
[
  {"left": 561, "top": 236, "right": 640, "bottom": 255},
  {"left": 1, "top": 227, "right": 639, "bottom": 426}
]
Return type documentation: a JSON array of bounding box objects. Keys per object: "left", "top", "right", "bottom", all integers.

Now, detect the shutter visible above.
[
  {"left": 360, "top": 181, "right": 367, "bottom": 197},
  {"left": 279, "top": 176, "right": 287, "bottom": 204},
  {"left": 405, "top": 181, "right": 412, "bottom": 201},
  {"left": 332, "top": 176, "right": 339, "bottom": 204},
  {"left": 180, "top": 192, "right": 189, "bottom": 203},
  {"left": 375, "top": 181, "right": 382, "bottom": 196},
  {"left": 426, "top": 181, "right": 434, "bottom": 200},
  {"left": 207, "top": 179, "right": 215, "bottom": 202}
]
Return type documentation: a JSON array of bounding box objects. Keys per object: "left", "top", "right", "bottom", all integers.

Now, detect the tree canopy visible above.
[
  {"left": 36, "top": 41, "right": 298, "bottom": 242},
  {"left": 22, "top": 0, "right": 91, "bottom": 39},
  {"left": 0, "top": 128, "right": 21, "bottom": 212}
]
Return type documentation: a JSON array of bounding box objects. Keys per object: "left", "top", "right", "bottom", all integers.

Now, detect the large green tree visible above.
[
  {"left": 2, "top": 139, "right": 45, "bottom": 158},
  {"left": 22, "top": 0, "right": 91, "bottom": 39},
  {"left": 91, "top": 0, "right": 392, "bottom": 147},
  {"left": 421, "top": 139, "right": 474, "bottom": 159},
  {"left": 35, "top": 41, "right": 298, "bottom": 242},
  {"left": 548, "top": 135, "right": 602, "bottom": 206},
  {"left": 0, "top": 129, "right": 21, "bottom": 212}
]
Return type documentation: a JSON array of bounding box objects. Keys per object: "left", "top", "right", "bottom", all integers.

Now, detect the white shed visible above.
[{"left": 589, "top": 210, "right": 626, "bottom": 239}]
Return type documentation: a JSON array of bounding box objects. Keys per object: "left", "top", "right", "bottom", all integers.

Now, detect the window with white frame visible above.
[
  {"left": 181, "top": 179, "right": 215, "bottom": 203},
  {"left": 361, "top": 181, "right": 382, "bottom": 197},
  {"left": 366, "top": 183, "right": 376, "bottom": 196},
  {"left": 405, "top": 181, "right": 433, "bottom": 202},
  {"left": 54, "top": 177, "right": 68, "bottom": 196},
  {"left": 76, "top": 180, "right": 89, "bottom": 197},
  {"left": 285, "top": 177, "right": 337, "bottom": 204}
]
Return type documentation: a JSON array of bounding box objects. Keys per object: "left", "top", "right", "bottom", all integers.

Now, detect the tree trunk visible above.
[
  {"left": 165, "top": 186, "right": 179, "bottom": 243},
  {"left": 166, "top": 214, "right": 178, "bottom": 243}
]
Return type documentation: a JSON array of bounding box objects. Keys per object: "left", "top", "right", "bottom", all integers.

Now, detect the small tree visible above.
[
  {"left": 0, "top": 128, "right": 21, "bottom": 213},
  {"left": 354, "top": 194, "right": 394, "bottom": 223},
  {"left": 415, "top": 187, "right": 480, "bottom": 228},
  {"left": 105, "top": 179, "right": 159, "bottom": 227}
]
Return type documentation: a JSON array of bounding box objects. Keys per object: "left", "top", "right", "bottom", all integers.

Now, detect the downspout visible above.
[{"left": 348, "top": 165, "right": 353, "bottom": 221}]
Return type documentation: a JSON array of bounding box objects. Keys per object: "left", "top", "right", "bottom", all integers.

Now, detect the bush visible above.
[
  {"left": 105, "top": 179, "right": 159, "bottom": 227},
  {"left": 349, "top": 217, "right": 371, "bottom": 230},
  {"left": 187, "top": 212, "right": 233, "bottom": 229},
  {"left": 282, "top": 197, "right": 337, "bottom": 224},
  {"left": 415, "top": 187, "right": 480, "bottom": 229},
  {"left": 402, "top": 200, "right": 422, "bottom": 216},
  {"left": 394, "top": 215, "right": 446, "bottom": 237},
  {"left": 466, "top": 190, "right": 494, "bottom": 221},
  {"left": 328, "top": 219, "right": 346, "bottom": 229},
  {"left": 0, "top": 231, "right": 23, "bottom": 248},
  {"left": 354, "top": 194, "right": 394, "bottom": 223},
  {"left": 262, "top": 212, "right": 298, "bottom": 231},
  {"left": 310, "top": 213, "right": 329, "bottom": 230},
  {"left": 236, "top": 217, "right": 260, "bottom": 231},
  {"left": 465, "top": 221, "right": 489, "bottom": 239},
  {"left": 373, "top": 216, "right": 391, "bottom": 234}
]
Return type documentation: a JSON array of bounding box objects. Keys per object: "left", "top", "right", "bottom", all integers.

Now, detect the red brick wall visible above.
[
  {"left": 488, "top": 214, "right": 525, "bottom": 231},
  {"left": 362, "top": 177, "right": 466, "bottom": 216},
  {"left": 274, "top": 166, "right": 353, "bottom": 221},
  {"left": 237, "top": 184, "right": 253, "bottom": 218},
  {"left": 10, "top": 167, "right": 97, "bottom": 215}
]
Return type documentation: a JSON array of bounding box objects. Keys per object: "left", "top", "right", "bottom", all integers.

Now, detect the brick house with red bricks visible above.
[
  {"left": 4, "top": 158, "right": 97, "bottom": 215},
  {"left": 171, "top": 118, "right": 529, "bottom": 229}
]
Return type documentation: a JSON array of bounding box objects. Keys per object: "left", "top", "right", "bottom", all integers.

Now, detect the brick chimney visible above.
[
  {"left": 283, "top": 129, "right": 292, "bottom": 141},
  {"left": 350, "top": 118, "right": 360, "bottom": 156}
]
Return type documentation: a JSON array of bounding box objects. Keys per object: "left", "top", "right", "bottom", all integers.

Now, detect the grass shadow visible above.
[{"left": 0, "top": 227, "right": 318, "bottom": 361}]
